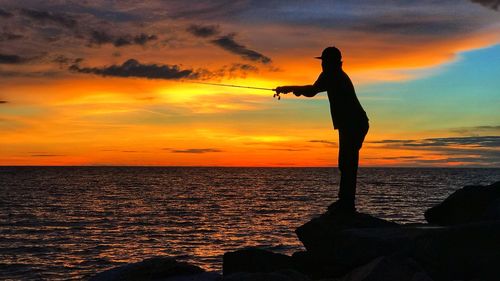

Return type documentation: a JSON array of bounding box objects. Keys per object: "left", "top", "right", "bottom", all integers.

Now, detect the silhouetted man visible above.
[{"left": 275, "top": 46, "right": 369, "bottom": 213}]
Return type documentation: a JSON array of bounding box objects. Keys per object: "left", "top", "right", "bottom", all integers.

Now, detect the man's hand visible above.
[
  {"left": 275, "top": 85, "right": 318, "bottom": 98},
  {"left": 275, "top": 86, "right": 302, "bottom": 96},
  {"left": 275, "top": 86, "right": 292, "bottom": 94}
]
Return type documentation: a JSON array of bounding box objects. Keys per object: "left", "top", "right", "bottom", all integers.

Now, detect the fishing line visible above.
[
  {"left": 182, "top": 80, "right": 284, "bottom": 99},
  {"left": 188, "top": 81, "right": 275, "bottom": 91}
]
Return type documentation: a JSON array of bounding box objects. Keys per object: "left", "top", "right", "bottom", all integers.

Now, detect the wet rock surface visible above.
[
  {"left": 224, "top": 269, "right": 311, "bottom": 281},
  {"left": 89, "top": 257, "right": 208, "bottom": 281},
  {"left": 295, "top": 211, "right": 398, "bottom": 257},
  {"left": 414, "top": 221, "right": 500, "bottom": 281},
  {"left": 223, "top": 248, "right": 293, "bottom": 275},
  {"left": 337, "top": 255, "right": 433, "bottom": 281}
]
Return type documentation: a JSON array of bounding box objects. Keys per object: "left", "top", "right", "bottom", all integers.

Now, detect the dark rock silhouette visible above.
[
  {"left": 296, "top": 211, "right": 397, "bottom": 256},
  {"left": 414, "top": 221, "right": 500, "bottom": 281},
  {"left": 224, "top": 269, "right": 311, "bottom": 281},
  {"left": 223, "top": 248, "right": 293, "bottom": 275},
  {"left": 331, "top": 225, "right": 435, "bottom": 268},
  {"left": 425, "top": 181, "right": 500, "bottom": 225},
  {"left": 89, "top": 257, "right": 219, "bottom": 281},
  {"left": 295, "top": 210, "right": 400, "bottom": 275},
  {"left": 338, "top": 256, "right": 432, "bottom": 281}
]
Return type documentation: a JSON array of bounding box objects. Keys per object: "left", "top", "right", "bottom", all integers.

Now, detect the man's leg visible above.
[
  {"left": 337, "top": 124, "right": 368, "bottom": 210},
  {"left": 338, "top": 130, "right": 358, "bottom": 208}
]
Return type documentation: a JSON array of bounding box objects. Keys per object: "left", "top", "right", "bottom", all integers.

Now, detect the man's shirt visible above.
[{"left": 313, "top": 69, "right": 368, "bottom": 130}]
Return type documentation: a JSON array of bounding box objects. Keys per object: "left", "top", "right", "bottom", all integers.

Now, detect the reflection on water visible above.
[{"left": 0, "top": 167, "right": 498, "bottom": 280}]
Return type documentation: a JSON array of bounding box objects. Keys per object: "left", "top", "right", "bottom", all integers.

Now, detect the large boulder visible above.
[
  {"left": 331, "top": 225, "right": 436, "bottom": 268},
  {"left": 425, "top": 181, "right": 500, "bottom": 225},
  {"left": 163, "top": 272, "right": 221, "bottom": 281},
  {"left": 223, "top": 269, "right": 311, "bottom": 281},
  {"left": 292, "top": 211, "right": 401, "bottom": 279},
  {"left": 223, "top": 248, "right": 293, "bottom": 276},
  {"left": 413, "top": 221, "right": 500, "bottom": 281},
  {"left": 89, "top": 257, "right": 207, "bottom": 281},
  {"left": 295, "top": 211, "right": 398, "bottom": 259},
  {"left": 337, "top": 256, "right": 433, "bottom": 281},
  {"left": 291, "top": 251, "right": 348, "bottom": 279}
]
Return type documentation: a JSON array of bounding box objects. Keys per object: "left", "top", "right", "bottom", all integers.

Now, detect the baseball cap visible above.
[{"left": 315, "top": 46, "right": 342, "bottom": 62}]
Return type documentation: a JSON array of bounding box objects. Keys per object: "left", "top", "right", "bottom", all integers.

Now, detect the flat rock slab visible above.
[
  {"left": 332, "top": 225, "right": 441, "bottom": 268},
  {"left": 414, "top": 220, "right": 500, "bottom": 281},
  {"left": 223, "top": 247, "right": 293, "bottom": 276},
  {"left": 338, "top": 256, "right": 432, "bottom": 281},
  {"left": 163, "top": 272, "right": 221, "bottom": 281},
  {"left": 425, "top": 181, "right": 500, "bottom": 225},
  {"left": 295, "top": 211, "right": 398, "bottom": 257},
  {"left": 224, "top": 269, "right": 311, "bottom": 281},
  {"left": 89, "top": 257, "right": 205, "bottom": 281}
]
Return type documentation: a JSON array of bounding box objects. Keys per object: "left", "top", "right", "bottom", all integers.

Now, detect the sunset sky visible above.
[{"left": 1, "top": 0, "right": 499, "bottom": 167}]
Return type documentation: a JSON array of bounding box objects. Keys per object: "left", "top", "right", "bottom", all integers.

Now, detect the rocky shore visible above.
[{"left": 90, "top": 181, "right": 500, "bottom": 281}]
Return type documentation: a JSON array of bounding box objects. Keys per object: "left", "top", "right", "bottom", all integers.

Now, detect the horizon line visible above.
[{"left": 0, "top": 165, "right": 499, "bottom": 169}]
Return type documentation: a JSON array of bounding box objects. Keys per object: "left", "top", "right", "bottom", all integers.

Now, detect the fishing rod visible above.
[{"left": 185, "top": 81, "right": 285, "bottom": 100}]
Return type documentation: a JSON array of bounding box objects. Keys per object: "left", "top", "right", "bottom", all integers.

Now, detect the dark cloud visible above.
[
  {"left": 0, "top": 70, "right": 63, "bottom": 78},
  {"left": 52, "top": 55, "right": 83, "bottom": 67},
  {"left": 113, "top": 37, "right": 131, "bottom": 47},
  {"left": 391, "top": 155, "right": 500, "bottom": 165},
  {"left": 211, "top": 34, "right": 271, "bottom": 64},
  {"left": 132, "top": 33, "right": 158, "bottom": 45},
  {"left": 370, "top": 139, "right": 408, "bottom": 144},
  {"left": 199, "top": 63, "right": 259, "bottom": 79},
  {"left": 20, "top": 9, "right": 77, "bottom": 29},
  {"left": 88, "top": 30, "right": 158, "bottom": 47},
  {"left": 31, "top": 154, "right": 65, "bottom": 157},
  {"left": 370, "top": 136, "right": 500, "bottom": 166},
  {"left": 471, "top": 125, "right": 500, "bottom": 130},
  {"left": 371, "top": 136, "right": 500, "bottom": 148},
  {"left": 308, "top": 140, "right": 337, "bottom": 146},
  {"left": 221, "top": 63, "right": 259, "bottom": 78},
  {"left": 359, "top": 18, "right": 470, "bottom": 36},
  {"left": 53, "top": 4, "right": 142, "bottom": 22},
  {"left": 187, "top": 24, "right": 220, "bottom": 37},
  {"left": 0, "top": 100, "right": 8, "bottom": 104},
  {"left": 0, "top": 8, "right": 13, "bottom": 18},
  {"left": 171, "top": 148, "right": 223, "bottom": 153},
  {"left": 68, "top": 59, "right": 248, "bottom": 81},
  {"left": 471, "top": 0, "right": 500, "bottom": 10},
  {"left": 451, "top": 125, "right": 500, "bottom": 135},
  {"left": 88, "top": 30, "right": 113, "bottom": 45},
  {"left": 229, "top": 63, "right": 258, "bottom": 72},
  {"left": 266, "top": 148, "right": 309, "bottom": 151},
  {"left": 0, "top": 54, "right": 28, "bottom": 64},
  {"left": 0, "top": 32, "right": 22, "bottom": 41},
  {"left": 366, "top": 156, "right": 420, "bottom": 160},
  {"left": 167, "top": 1, "right": 247, "bottom": 20},
  {"left": 69, "top": 59, "right": 200, "bottom": 80}
]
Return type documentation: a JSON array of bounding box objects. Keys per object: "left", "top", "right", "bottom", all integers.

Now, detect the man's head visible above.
[{"left": 316, "top": 46, "right": 342, "bottom": 71}]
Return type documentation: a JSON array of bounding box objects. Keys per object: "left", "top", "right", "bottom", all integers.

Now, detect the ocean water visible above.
[{"left": 0, "top": 167, "right": 498, "bottom": 280}]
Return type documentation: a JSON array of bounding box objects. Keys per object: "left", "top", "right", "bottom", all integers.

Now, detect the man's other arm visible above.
[{"left": 276, "top": 72, "right": 328, "bottom": 98}]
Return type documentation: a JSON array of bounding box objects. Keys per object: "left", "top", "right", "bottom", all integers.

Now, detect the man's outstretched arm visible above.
[{"left": 275, "top": 85, "right": 321, "bottom": 97}]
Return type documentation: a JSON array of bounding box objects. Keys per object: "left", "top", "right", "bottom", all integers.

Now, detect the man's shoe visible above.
[{"left": 327, "top": 200, "right": 356, "bottom": 214}]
